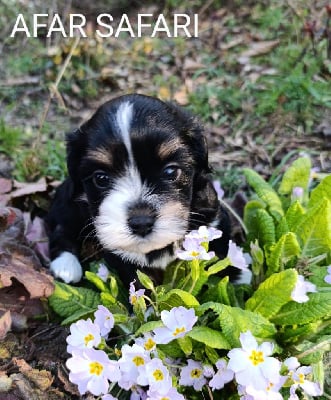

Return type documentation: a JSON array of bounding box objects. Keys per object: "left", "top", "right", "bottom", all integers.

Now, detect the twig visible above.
[{"left": 38, "top": 35, "right": 80, "bottom": 138}]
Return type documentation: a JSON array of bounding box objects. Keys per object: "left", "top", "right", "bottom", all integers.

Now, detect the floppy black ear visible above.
[{"left": 66, "top": 128, "right": 88, "bottom": 191}]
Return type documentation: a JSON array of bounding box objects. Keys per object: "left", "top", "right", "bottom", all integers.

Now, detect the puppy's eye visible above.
[
  {"left": 162, "top": 165, "right": 182, "bottom": 181},
  {"left": 92, "top": 171, "right": 110, "bottom": 189}
]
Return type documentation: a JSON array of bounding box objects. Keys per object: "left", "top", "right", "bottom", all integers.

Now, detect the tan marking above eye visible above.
[
  {"left": 157, "top": 138, "right": 183, "bottom": 160},
  {"left": 86, "top": 148, "right": 112, "bottom": 165}
]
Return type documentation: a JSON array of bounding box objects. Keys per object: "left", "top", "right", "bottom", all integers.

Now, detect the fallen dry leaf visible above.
[
  {"left": 238, "top": 40, "right": 280, "bottom": 64},
  {"left": 10, "top": 178, "right": 47, "bottom": 199},
  {"left": 13, "top": 358, "right": 54, "bottom": 391}
]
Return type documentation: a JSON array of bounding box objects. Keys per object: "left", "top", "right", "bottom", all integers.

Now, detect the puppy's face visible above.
[{"left": 67, "top": 94, "right": 217, "bottom": 267}]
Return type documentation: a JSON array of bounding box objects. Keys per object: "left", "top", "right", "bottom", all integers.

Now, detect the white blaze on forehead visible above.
[{"left": 115, "top": 101, "right": 134, "bottom": 163}]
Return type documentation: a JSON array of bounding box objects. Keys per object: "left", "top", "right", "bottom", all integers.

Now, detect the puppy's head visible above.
[{"left": 67, "top": 94, "right": 219, "bottom": 267}]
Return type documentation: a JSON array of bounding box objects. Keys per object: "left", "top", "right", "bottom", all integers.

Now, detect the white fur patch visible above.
[
  {"left": 115, "top": 101, "right": 134, "bottom": 163},
  {"left": 95, "top": 167, "right": 188, "bottom": 263},
  {"left": 50, "top": 251, "right": 83, "bottom": 283},
  {"left": 235, "top": 269, "right": 252, "bottom": 284}
]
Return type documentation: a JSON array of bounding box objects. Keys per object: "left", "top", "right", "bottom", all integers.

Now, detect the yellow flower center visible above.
[
  {"left": 296, "top": 373, "right": 305, "bottom": 385},
  {"left": 144, "top": 338, "right": 156, "bottom": 351},
  {"left": 249, "top": 350, "right": 264, "bottom": 366},
  {"left": 131, "top": 295, "right": 137, "bottom": 305},
  {"left": 267, "top": 382, "right": 274, "bottom": 391},
  {"left": 173, "top": 327, "right": 186, "bottom": 336},
  {"left": 190, "top": 251, "right": 200, "bottom": 257},
  {"left": 84, "top": 333, "right": 94, "bottom": 346},
  {"left": 132, "top": 356, "right": 145, "bottom": 366},
  {"left": 153, "top": 369, "right": 164, "bottom": 381},
  {"left": 89, "top": 361, "right": 103, "bottom": 376},
  {"left": 191, "top": 368, "right": 202, "bottom": 379},
  {"left": 161, "top": 398, "right": 170, "bottom": 400}
]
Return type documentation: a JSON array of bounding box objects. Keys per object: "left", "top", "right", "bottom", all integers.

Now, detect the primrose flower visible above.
[
  {"left": 102, "top": 395, "right": 118, "bottom": 400},
  {"left": 179, "top": 359, "right": 207, "bottom": 391},
  {"left": 96, "top": 263, "right": 110, "bottom": 282},
  {"left": 66, "top": 348, "right": 120, "bottom": 396},
  {"left": 227, "top": 331, "right": 281, "bottom": 391},
  {"left": 137, "top": 358, "right": 172, "bottom": 394},
  {"left": 227, "top": 240, "right": 250, "bottom": 271},
  {"left": 118, "top": 344, "right": 150, "bottom": 390},
  {"left": 209, "top": 359, "right": 234, "bottom": 390},
  {"left": 66, "top": 318, "right": 101, "bottom": 354},
  {"left": 324, "top": 266, "right": 331, "bottom": 284},
  {"left": 245, "top": 376, "right": 286, "bottom": 400},
  {"left": 94, "top": 305, "right": 115, "bottom": 338},
  {"left": 135, "top": 333, "right": 157, "bottom": 353},
  {"left": 147, "top": 386, "right": 185, "bottom": 400},
  {"left": 213, "top": 180, "right": 225, "bottom": 200},
  {"left": 291, "top": 186, "right": 304, "bottom": 202},
  {"left": 291, "top": 275, "right": 317, "bottom": 303},
  {"left": 186, "top": 226, "right": 223, "bottom": 243},
  {"left": 129, "top": 280, "right": 145, "bottom": 305},
  {"left": 285, "top": 357, "right": 322, "bottom": 399},
  {"left": 153, "top": 306, "right": 198, "bottom": 344},
  {"left": 176, "top": 237, "right": 215, "bottom": 261}
]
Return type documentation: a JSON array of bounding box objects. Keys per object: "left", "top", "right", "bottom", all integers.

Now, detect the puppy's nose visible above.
[
  {"left": 128, "top": 207, "right": 156, "bottom": 237},
  {"left": 128, "top": 214, "right": 155, "bottom": 237}
]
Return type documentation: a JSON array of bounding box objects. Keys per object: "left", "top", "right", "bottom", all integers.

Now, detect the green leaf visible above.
[
  {"left": 295, "top": 198, "right": 331, "bottom": 258},
  {"left": 187, "top": 326, "right": 231, "bottom": 349},
  {"left": 135, "top": 320, "right": 164, "bottom": 336},
  {"left": 271, "top": 292, "right": 331, "bottom": 325},
  {"left": 278, "top": 157, "right": 311, "bottom": 195},
  {"left": 296, "top": 337, "right": 331, "bottom": 365},
  {"left": 85, "top": 271, "right": 108, "bottom": 293},
  {"left": 177, "top": 336, "right": 192, "bottom": 356},
  {"left": 244, "top": 168, "right": 284, "bottom": 221},
  {"left": 158, "top": 289, "right": 200, "bottom": 311},
  {"left": 284, "top": 201, "right": 305, "bottom": 231},
  {"left": 48, "top": 281, "right": 101, "bottom": 325},
  {"left": 137, "top": 270, "right": 155, "bottom": 291},
  {"left": 309, "top": 175, "right": 331, "bottom": 208},
  {"left": 197, "top": 302, "right": 276, "bottom": 346},
  {"left": 245, "top": 269, "right": 298, "bottom": 318},
  {"left": 266, "top": 233, "right": 301, "bottom": 275}
]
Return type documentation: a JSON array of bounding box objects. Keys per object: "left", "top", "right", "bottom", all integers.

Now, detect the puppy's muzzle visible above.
[{"left": 128, "top": 203, "right": 157, "bottom": 237}]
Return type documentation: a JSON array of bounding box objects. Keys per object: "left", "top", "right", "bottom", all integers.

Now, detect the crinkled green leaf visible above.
[
  {"left": 177, "top": 336, "right": 192, "bottom": 356},
  {"left": 48, "top": 281, "right": 101, "bottom": 325},
  {"left": 309, "top": 175, "right": 331, "bottom": 208},
  {"left": 85, "top": 271, "right": 108, "bottom": 293},
  {"left": 244, "top": 168, "right": 284, "bottom": 221},
  {"left": 197, "top": 302, "right": 276, "bottom": 347},
  {"left": 245, "top": 269, "right": 298, "bottom": 318},
  {"left": 158, "top": 289, "right": 200, "bottom": 311},
  {"left": 295, "top": 336, "right": 331, "bottom": 365},
  {"left": 284, "top": 201, "right": 306, "bottom": 231},
  {"left": 135, "top": 320, "right": 164, "bottom": 336},
  {"left": 187, "top": 326, "right": 230, "bottom": 349},
  {"left": 278, "top": 157, "right": 311, "bottom": 195},
  {"left": 137, "top": 270, "right": 155, "bottom": 291},
  {"left": 295, "top": 199, "right": 331, "bottom": 258},
  {"left": 271, "top": 292, "right": 331, "bottom": 325},
  {"left": 266, "top": 233, "right": 301, "bottom": 275}
]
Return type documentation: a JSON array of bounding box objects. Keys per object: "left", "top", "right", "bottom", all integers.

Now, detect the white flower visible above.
[
  {"left": 137, "top": 358, "right": 172, "bottom": 394},
  {"left": 291, "top": 275, "right": 317, "bottom": 303},
  {"left": 146, "top": 386, "right": 185, "bottom": 400},
  {"left": 96, "top": 263, "right": 110, "bottom": 282},
  {"left": 102, "top": 395, "right": 118, "bottom": 400},
  {"left": 176, "top": 237, "right": 215, "bottom": 261},
  {"left": 186, "top": 226, "right": 223, "bottom": 243},
  {"left": 66, "top": 348, "right": 120, "bottom": 396},
  {"left": 66, "top": 318, "right": 101, "bottom": 354},
  {"left": 227, "top": 331, "right": 282, "bottom": 391},
  {"left": 135, "top": 333, "right": 156, "bottom": 353},
  {"left": 129, "top": 280, "right": 145, "bottom": 305},
  {"left": 227, "top": 240, "right": 250, "bottom": 271},
  {"left": 117, "top": 344, "right": 150, "bottom": 390},
  {"left": 209, "top": 359, "right": 234, "bottom": 390},
  {"left": 94, "top": 305, "right": 115, "bottom": 338},
  {"left": 153, "top": 306, "right": 198, "bottom": 344},
  {"left": 285, "top": 357, "right": 322, "bottom": 399},
  {"left": 179, "top": 359, "right": 207, "bottom": 391},
  {"left": 245, "top": 376, "right": 286, "bottom": 400},
  {"left": 324, "top": 265, "right": 331, "bottom": 284}
]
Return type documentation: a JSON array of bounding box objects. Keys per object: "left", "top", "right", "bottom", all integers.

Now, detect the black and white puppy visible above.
[{"left": 47, "top": 94, "right": 231, "bottom": 287}]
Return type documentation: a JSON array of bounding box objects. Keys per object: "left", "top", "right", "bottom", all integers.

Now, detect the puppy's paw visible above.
[{"left": 50, "top": 251, "right": 83, "bottom": 283}]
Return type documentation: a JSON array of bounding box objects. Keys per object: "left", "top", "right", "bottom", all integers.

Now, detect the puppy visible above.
[{"left": 46, "top": 94, "right": 231, "bottom": 287}]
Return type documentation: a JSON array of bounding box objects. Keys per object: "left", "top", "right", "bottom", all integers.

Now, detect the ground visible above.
[{"left": 0, "top": 0, "right": 330, "bottom": 398}]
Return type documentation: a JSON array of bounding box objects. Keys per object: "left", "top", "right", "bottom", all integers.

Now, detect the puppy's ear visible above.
[{"left": 66, "top": 128, "right": 88, "bottom": 190}]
